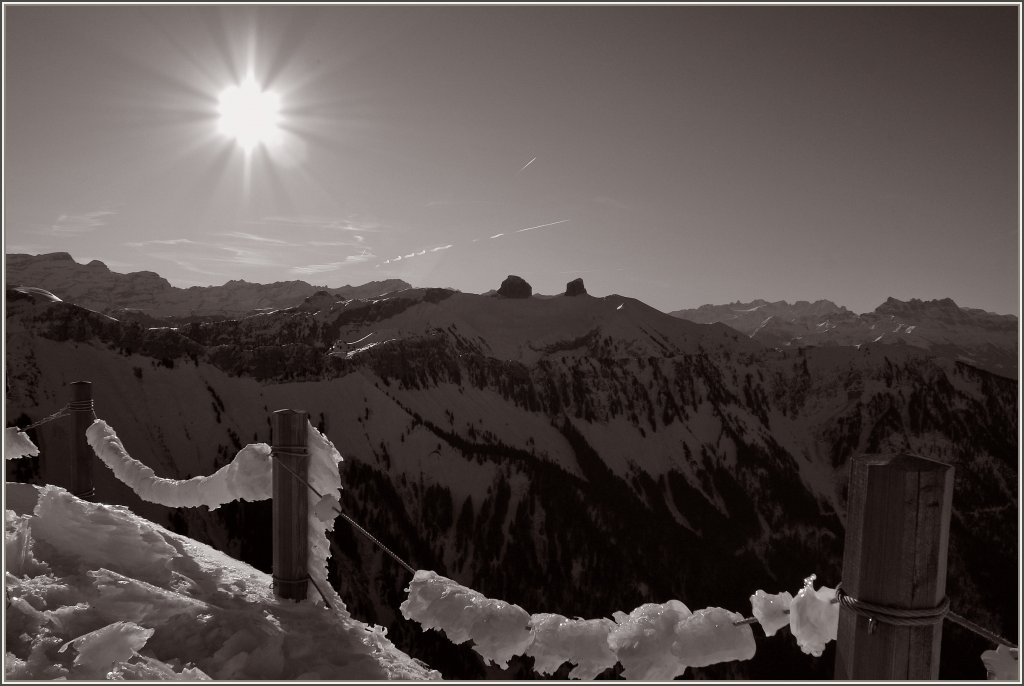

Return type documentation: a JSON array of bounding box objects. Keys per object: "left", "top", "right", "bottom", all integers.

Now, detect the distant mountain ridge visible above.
[
  {"left": 4, "top": 252, "right": 411, "bottom": 319},
  {"left": 670, "top": 297, "right": 1018, "bottom": 379}
]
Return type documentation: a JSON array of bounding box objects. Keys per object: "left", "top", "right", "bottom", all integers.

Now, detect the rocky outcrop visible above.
[
  {"left": 294, "top": 290, "right": 346, "bottom": 313},
  {"left": 496, "top": 275, "right": 532, "bottom": 298},
  {"left": 565, "top": 278, "right": 587, "bottom": 296}
]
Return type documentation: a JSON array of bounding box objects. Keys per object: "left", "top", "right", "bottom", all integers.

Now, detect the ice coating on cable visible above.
[
  {"left": 5, "top": 426, "right": 40, "bottom": 459},
  {"left": 607, "top": 600, "right": 692, "bottom": 680},
  {"left": 981, "top": 645, "right": 1019, "bottom": 681},
  {"left": 750, "top": 589, "right": 793, "bottom": 637},
  {"left": 526, "top": 613, "right": 618, "bottom": 679},
  {"left": 673, "top": 607, "right": 755, "bottom": 667},
  {"left": 305, "top": 422, "right": 345, "bottom": 610},
  {"left": 400, "top": 570, "right": 532, "bottom": 668},
  {"left": 86, "top": 419, "right": 272, "bottom": 509},
  {"left": 789, "top": 576, "right": 838, "bottom": 657}
]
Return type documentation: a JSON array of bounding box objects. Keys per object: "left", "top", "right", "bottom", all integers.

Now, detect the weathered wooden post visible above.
[
  {"left": 272, "top": 409, "right": 309, "bottom": 601},
  {"left": 835, "top": 453, "right": 954, "bottom": 680},
  {"left": 69, "top": 381, "right": 96, "bottom": 500}
]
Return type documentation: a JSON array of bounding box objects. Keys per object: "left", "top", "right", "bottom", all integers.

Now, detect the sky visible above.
[{"left": 3, "top": 4, "right": 1020, "bottom": 315}]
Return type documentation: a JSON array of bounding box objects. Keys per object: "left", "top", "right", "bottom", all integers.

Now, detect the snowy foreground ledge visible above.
[{"left": 4, "top": 482, "right": 439, "bottom": 681}]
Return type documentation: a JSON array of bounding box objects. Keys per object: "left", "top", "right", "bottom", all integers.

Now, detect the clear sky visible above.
[{"left": 4, "top": 4, "right": 1020, "bottom": 315}]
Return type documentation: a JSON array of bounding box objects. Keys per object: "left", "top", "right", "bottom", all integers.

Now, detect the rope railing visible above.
[{"left": 6, "top": 390, "right": 1017, "bottom": 677}]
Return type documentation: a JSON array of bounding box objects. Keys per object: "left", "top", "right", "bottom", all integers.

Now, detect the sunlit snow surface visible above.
[
  {"left": 4, "top": 427, "right": 39, "bottom": 460},
  {"left": 4, "top": 483, "right": 439, "bottom": 680}
]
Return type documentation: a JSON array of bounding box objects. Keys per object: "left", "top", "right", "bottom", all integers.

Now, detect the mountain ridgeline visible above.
[
  {"left": 670, "top": 297, "right": 1018, "bottom": 379},
  {"left": 3, "top": 259, "right": 1018, "bottom": 679}
]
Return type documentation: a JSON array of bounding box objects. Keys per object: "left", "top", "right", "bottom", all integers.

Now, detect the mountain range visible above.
[
  {"left": 671, "top": 298, "right": 1018, "bottom": 379},
  {"left": 3, "top": 254, "right": 1018, "bottom": 679},
  {"left": 5, "top": 252, "right": 410, "bottom": 319}
]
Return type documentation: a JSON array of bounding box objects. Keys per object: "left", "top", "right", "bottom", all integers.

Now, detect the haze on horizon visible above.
[{"left": 3, "top": 5, "right": 1020, "bottom": 316}]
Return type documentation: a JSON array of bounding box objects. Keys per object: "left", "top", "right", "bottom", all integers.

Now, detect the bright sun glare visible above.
[{"left": 217, "top": 77, "right": 280, "bottom": 151}]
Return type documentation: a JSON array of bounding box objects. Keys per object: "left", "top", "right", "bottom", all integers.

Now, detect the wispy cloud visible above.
[
  {"left": 290, "top": 249, "right": 376, "bottom": 274},
  {"left": 515, "top": 219, "right": 569, "bottom": 233},
  {"left": 254, "top": 215, "right": 384, "bottom": 233},
  {"left": 51, "top": 210, "right": 116, "bottom": 234},
  {"left": 592, "top": 196, "right": 631, "bottom": 211},
  {"left": 381, "top": 244, "right": 452, "bottom": 265},
  {"left": 222, "top": 231, "right": 289, "bottom": 244},
  {"left": 516, "top": 156, "right": 537, "bottom": 175},
  {"left": 128, "top": 238, "right": 285, "bottom": 269},
  {"left": 125, "top": 238, "right": 198, "bottom": 248},
  {"left": 490, "top": 233, "right": 505, "bottom": 239},
  {"left": 308, "top": 240, "right": 364, "bottom": 247}
]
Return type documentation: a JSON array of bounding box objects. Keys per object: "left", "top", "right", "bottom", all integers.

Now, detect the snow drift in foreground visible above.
[{"left": 4, "top": 482, "right": 439, "bottom": 681}]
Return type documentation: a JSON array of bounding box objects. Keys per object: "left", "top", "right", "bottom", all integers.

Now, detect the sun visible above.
[{"left": 217, "top": 77, "right": 281, "bottom": 151}]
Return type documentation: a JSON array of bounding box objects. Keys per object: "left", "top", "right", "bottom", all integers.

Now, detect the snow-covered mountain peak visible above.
[{"left": 672, "top": 295, "right": 1017, "bottom": 378}]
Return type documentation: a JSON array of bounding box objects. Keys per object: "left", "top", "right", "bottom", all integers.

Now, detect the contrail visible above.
[
  {"left": 516, "top": 156, "right": 537, "bottom": 174},
  {"left": 515, "top": 219, "right": 569, "bottom": 233}
]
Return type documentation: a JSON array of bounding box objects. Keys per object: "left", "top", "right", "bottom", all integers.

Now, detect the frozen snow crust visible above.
[{"left": 4, "top": 483, "right": 439, "bottom": 680}]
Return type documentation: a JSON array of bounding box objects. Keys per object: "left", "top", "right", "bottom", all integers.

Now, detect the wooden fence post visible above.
[
  {"left": 272, "top": 409, "right": 309, "bottom": 601},
  {"left": 834, "top": 453, "right": 954, "bottom": 680},
  {"left": 69, "top": 381, "right": 96, "bottom": 500}
]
